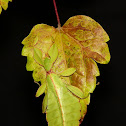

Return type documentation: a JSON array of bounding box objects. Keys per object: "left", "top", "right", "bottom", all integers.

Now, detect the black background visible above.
[{"left": 1, "top": 0, "right": 126, "bottom": 126}]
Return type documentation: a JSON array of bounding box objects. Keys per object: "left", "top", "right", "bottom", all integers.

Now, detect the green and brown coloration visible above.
[
  {"left": 21, "top": 15, "right": 110, "bottom": 125},
  {"left": 0, "top": 0, "right": 12, "bottom": 14}
]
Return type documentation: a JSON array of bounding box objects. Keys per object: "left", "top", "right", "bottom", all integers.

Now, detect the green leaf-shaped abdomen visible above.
[{"left": 46, "top": 73, "right": 81, "bottom": 126}]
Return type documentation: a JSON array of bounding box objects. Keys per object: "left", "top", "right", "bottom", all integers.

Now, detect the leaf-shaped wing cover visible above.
[
  {"left": 47, "top": 73, "right": 81, "bottom": 126},
  {"left": 0, "top": 0, "right": 12, "bottom": 14}
]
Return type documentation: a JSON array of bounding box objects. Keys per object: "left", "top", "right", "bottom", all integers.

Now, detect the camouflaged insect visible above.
[{"left": 21, "top": 15, "right": 110, "bottom": 126}]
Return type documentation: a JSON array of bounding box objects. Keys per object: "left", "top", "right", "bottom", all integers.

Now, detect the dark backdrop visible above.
[{"left": 1, "top": 0, "right": 126, "bottom": 126}]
